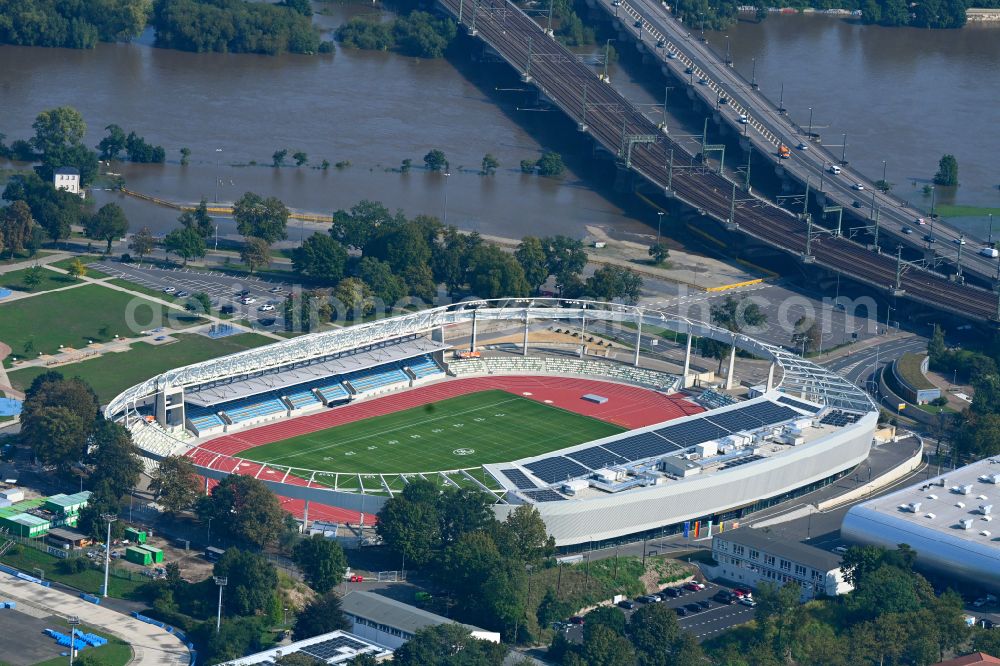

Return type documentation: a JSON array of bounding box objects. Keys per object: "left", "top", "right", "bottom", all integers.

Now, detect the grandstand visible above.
[{"left": 107, "top": 298, "right": 877, "bottom": 548}]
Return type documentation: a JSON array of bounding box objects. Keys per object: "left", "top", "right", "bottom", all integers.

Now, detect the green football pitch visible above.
[{"left": 238, "top": 390, "right": 625, "bottom": 474}]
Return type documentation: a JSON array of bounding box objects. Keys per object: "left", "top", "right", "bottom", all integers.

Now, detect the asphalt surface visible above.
[
  {"left": 93, "top": 261, "right": 294, "bottom": 327},
  {"left": 822, "top": 336, "right": 928, "bottom": 390},
  {"left": 561, "top": 580, "right": 756, "bottom": 643},
  {"left": 601, "top": 0, "right": 1000, "bottom": 282}
]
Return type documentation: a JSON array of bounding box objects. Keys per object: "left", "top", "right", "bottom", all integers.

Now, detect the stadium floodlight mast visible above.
[
  {"left": 214, "top": 576, "right": 228, "bottom": 633},
  {"left": 67, "top": 616, "right": 81, "bottom": 666},
  {"left": 101, "top": 513, "right": 117, "bottom": 598}
]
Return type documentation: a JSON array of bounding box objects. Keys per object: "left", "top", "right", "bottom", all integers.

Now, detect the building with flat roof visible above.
[
  {"left": 841, "top": 457, "right": 1000, "bottom": 593},
  {"left": 53, "top": 166, "right": 80, "bottom": 196},
  {"left": 216, "top": 630, "right": 390, "bottom": 665},
  {"left": 341, "top": 591, "right": 501, "bottom": 649},
  {"left": 712, "top": 528, "right": 852, "bottom": 600}
]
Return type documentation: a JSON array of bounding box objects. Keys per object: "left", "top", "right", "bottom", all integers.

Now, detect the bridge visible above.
[
  {"left": 436, "top": 0, "right": 999, "bottom": 323},
  {"left": 592, "top": 0, "right": 1000, "bottom": 285}
]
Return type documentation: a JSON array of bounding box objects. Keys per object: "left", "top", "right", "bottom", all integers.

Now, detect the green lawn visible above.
[
  {"left": 241, "top": 390, "right": 625, "bottom": 474},
  {"left": 49, "top": 255, "right": 110, "bottom": 279},
  {"left": 935, "top": 204, "right": 1000, "bottom": 219},
  {"left": 0, "top": 267, "right": 80, "bottom": 293},
  {"left": 9, "top": 332, "right": 273, "bottom": 403},
  {"left": 0, "top": 284, "right": 207, "bottom": 363},
  {"left": 0, "top": 543, "right": 146, "bottom": 599},
  {"left": 32, "top": 630, "right": 132, "bottom": 666},
  {"left": 0, "top": 249, "right": 54, "bottom": 266}
]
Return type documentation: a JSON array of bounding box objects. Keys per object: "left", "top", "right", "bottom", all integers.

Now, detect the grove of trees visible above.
[{"left": 0, "top": 0, "right": 150, "bottom": 48}]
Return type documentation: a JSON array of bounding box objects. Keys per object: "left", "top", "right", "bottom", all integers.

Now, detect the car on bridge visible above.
[
  {"left": 902, "top": 226, "right": 914, "bottom": 235},
  {"left": 953, "top": 237, "right": 967, "bottom": 245},
  {"left": 924, "top": 234, "right": 938, "bottom": 244},
  {"left": 797, "top": 142, "right": 808, "bottom": 150},
  {"left": 739, "top": 114, "right": 748, "bottom": 124},
  {"left": 667, "top": 51, "right": 678, "bottom": 59},
  {"left": 852, "top": 183, "right": 865, "bottom": 191}
]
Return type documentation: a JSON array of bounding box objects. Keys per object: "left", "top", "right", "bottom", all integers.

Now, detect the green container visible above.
[
  {"left": 125, "top": 528, "right": 147, "bottom": 544},
  {"left": 125, "top": 546, "right": 152, "bottom": 566},
  {"left": 139, "top": 545, "right": 163, "bottom": 563}
]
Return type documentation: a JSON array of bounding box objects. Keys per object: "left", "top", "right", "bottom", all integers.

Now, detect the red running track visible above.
[{"left": 188, "top": 376, "right": 701, "bottom": 524}]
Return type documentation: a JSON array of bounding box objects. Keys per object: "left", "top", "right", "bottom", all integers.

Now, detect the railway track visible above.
[{"left": 437, "top": 0, "right": 998, "bottom": 322}]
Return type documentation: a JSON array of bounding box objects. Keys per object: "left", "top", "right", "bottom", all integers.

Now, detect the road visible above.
[
  {"left": 599, "top": 0, "right": 1000, "bottom": 284},
  {"left": 822, "top": 336, "right": 927, "bottom": 390}
]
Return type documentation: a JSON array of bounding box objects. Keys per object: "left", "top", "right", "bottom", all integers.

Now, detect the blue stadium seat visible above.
[
  {"left": 222, "top": 396, "right": 287, "bottom": 424},
  {"left": 286, "top": 389, "right": 321, "bottom": 410},
  {"left": 186, "top": 405, "right": 224, "bottom": 430},
  {"left": 407, "top": 355, "right": 443, "bottom": 379},
  {"left": 346, "top": 365, "right": 409, "bottom": 393}
]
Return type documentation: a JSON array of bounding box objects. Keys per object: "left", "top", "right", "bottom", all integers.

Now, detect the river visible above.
[{"left": 0, "top": 6, "right": 997, "bottom": 243}]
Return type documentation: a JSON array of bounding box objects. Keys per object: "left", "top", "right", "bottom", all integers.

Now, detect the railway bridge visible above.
[{"left": 437, "top": 0, "right": 999, "bottom": 323}]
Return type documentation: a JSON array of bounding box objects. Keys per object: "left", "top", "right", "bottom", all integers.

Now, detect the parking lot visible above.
[
  {"left": 93, "top": 261, "right": 294, "bottom": 326},
  {"left": 562, "top": 580, "right": 756, "bottom": 643}
]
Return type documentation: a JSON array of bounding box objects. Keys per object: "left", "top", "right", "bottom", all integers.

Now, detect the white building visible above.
[
  {"left": 216, "top": 630, "right": 390, "bottom": 665},
  {"left": 842, "top": 457, "right": 1000, "bottom": 593},
  {"left": 712, "top": 528, "right": 853, "bottom": 600},
  {"left": 53, "top": 166, "right": 81, "bottom": 196},
  {"left": 341, "top": 591, "right": 501, "bottom": 650}
]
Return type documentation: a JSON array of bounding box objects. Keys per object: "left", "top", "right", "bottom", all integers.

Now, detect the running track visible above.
[{"left": 188, "top": 376, "right": 702, "bottom": 524}]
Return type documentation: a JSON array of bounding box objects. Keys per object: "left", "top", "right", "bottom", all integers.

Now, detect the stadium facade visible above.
[{"left": 106, "top": 299, "right": 878, "bottom": 547}]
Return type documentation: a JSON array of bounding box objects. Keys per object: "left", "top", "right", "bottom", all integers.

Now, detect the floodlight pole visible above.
[
  {"left": 101, "top": 513, "right": 117, "bottom": 598},
  {"left": 68, "top": 616, "right": 80, "bottom": 666},
  {"left": 214, "top": 576, "right": 228, "bottom": 633}
]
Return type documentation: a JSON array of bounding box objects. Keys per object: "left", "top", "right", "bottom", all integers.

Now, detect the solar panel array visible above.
[
  {"left": 522, "top": 489, "right": 567, "bottom": 502},
  {"left": 301, "top": 635, "right": 370, "bottom": 660},
  {"left": 521, "top": 401, "right": 806, "bottom": 482},
  {"left": 500, "top": 468, "right": 538, "bottom": 490},
  {"left": 524, "top": 457, "right": 590, "bottom": 484},
  {"left": 566, "top": 445, "right": 628, "bottom": 470},
  {"left": 820, "top": 410, "right": 862, "bottom": 426},
  {"left": 777, "top": 395, "right": 820, "bottom": 413},
  {"left": 719, "top": 454, "right": 765, "bottom": 470}
]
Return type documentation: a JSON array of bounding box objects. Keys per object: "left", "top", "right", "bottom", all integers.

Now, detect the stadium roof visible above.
[{"left": 185, "top": 334, "right": 445, "bottom": 406}]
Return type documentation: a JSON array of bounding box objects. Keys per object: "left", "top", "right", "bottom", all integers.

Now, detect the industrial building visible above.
[
  {"left": 711, "top": 528, "right": 852, "bottom": 600},
  {"left": 341, "top": 591, "right": 501, "bottom": 649},
  {"left": 841, "top": 457, "right": 1000, "bottom": 592}
]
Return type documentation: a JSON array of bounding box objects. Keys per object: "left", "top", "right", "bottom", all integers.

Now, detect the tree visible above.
[
  {"left": 466, "top": 244, "right": 530, "bottom": 299},
  {"left": 583, "top": 606, "right": 627, "bottom": 640},
  {"left": 293, "top": 151, "right": 308, "bottom": 166},
  {"left": 292, "top": 233, "right": 348, "bottom": 283},
  {"left": 273, "top": 149, "right": 288, "bottom": 167},
  {"left": 233, "top": 192, "right": 289, "bottom": 243},
  {"left": 241, "top": 237, "right": 271, "bottom": 274},
  {"left": 536, "top": 151, "right": 565, "bottom": 177},
  {"left": 293, "top": 535, "right": 348, "bottom": 594},
  {"left": 928, "top": 324, "right": 947, "bottom": 365},
  {"left": 629, "top": 603, "right": 681, "bottom": 666},
  {"left": 520, "top": 159, "right": 535, "bottom": 174},
  {"left": 394, "top": 624, "right": 506, "bottom": 666},
  {"left": 0, "top": 200, "right": 34, "bottom": 258},
  {"left": 149, "top": 455, "right": 202, "bottom": 515},
  {"left": 481, "top": 153, "right": 500, "bottom": 175},
  {"left": 87, "top": 419, "right": 142, "bottom": 499},
  {"left": 213, "top": 548, "right": 278, "bottom": 617},
  {"left": 585, "top": 265, "right": 643, "bottom": 304},
  {"left": 67, "top": 258, "right": 87, "bottom": 280},
  {"left": 197, "top": 474, "right": 287, "bottom": 548},
  {"left": 186, "top": 292, "right": 213, "bottom": 315},
  {"left": 330, "top": 199, "right": 403, "bottom": 252},
  {"left": 375, "top": 479, "right": 441, "bottom": 568},
  {"left": 492, "top": 505, "right": 554, "bottom": 565},
  {"left": 334, "top": 277, "right": 374, "bottom": 320},
  {"left": 393, "top": 12, "right": 456, "bottom": 58},
  {"left": 933, "top": 154, "right": 959, "bottom": 186},
  {"left": 358, "top": 257, "right": 406, "bottom": 307},
  {"left": 578, "top": 624, "right": 635, "bottom": 666},
  {"left": 129, "top": 226, "right": 155, "bottom": 262},
  {"left": 791, "top": 316, "right": 822, "bottom": 355},
  {"left": 179, "top": 199, "right": 214, "bottom": 239},
  {"left": 163, "top": 227, "right": 206, "bottom": 266},
  {"left": 32, "top": 106, "right": 86, "bottom": 157},
  {"left": 515, "top": 237, "right": 549, "bottom": 293},
  {"left": 423, "top": 150, "right": 448, "bottom": 172},
  {"left": 20, "top": 375, "right": 99, "bottom": 473},
  {"left": 292, "top": 591, "right": 351, "bottom": 640},
  {"left": 22, "top": 265, "right": 44, "bottom": 291},
  {"left": 438, "top": 488, "right": 494, "bottom": 546},
  {"left": 85, "top": 203, "right": 129, "bottom": 254},
  {"left": 648, "top": 241, "right": 669, "bottom": 265},
  {"left": 97, "top": 124, "right": 127, "bottom": 160},
  {"left": 180, "top": 147, "right": 191, "bottom": 165},
  {"left": 542, "top": 236, "right": 587, "bottom": 292}
]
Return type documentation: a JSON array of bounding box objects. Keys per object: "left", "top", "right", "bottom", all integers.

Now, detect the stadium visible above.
[{"left": 105, "top": 298, "right": 878, "bottom": 548}]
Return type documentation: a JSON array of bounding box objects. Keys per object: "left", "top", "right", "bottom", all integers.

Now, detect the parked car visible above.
[
  {"left": 176, "top": 290, "right": 190, "bottom": 298},
  {"left": 618, "top": 600, "right": 636, "bottom": 610},
  {"left": 733, "top": 587, "right": 753, "bottom": 598},
  {"left": 683, "top": 582, "right": 702, "bottom": 592},
  {"left": 698, "top": 599, "right": 712, "bottom": 610},
  {"left": 241, "top": 297, "right": 256, "bottom": 304},
  {"left": 833, "top": 545, "right": 849, "bottom": 554},
  {"left": 684, "top": 603, "right": 703, "bottom": 613},
  {"left": 162, "top": 286, "right": 176, "bottom": 294},
  {"left": 675, "top": 606, "right": 688, "bottom": 617},
  {"left": 714, "top": 590, "right": 736, "bottom": 604},
  {"left": 663, "top": 587, "right": 681, "bottom": 598},
  {"left": 349, "top": 574, "right": 364, "bottom": 582},
  {"left": 258, "top": 304, "right": 275, "bottom": 312},
  {"left": 740, "top": 597, "right": 758, "bottom": 607}
]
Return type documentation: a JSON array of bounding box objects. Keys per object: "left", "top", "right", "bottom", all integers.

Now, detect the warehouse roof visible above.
[{"left": 342, "top": 591, "right": 486, "bottom": 636}]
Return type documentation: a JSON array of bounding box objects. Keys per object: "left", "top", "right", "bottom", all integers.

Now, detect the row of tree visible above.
[
  {"left": 151, "top": 0, "right": 323, "bottom": 55},
  {"left": 336, "top": 11, "right": 457, "bottom": 59},
  {"left": 0, "top": 0, "right": 150, "bottom": 48}
]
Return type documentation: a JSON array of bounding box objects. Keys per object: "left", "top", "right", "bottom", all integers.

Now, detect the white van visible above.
[
  {"left": 828, "top": 165, "right": 841, "bottom": 175},
  {"left": 979, "top": 247, "right": 999, "bottom": 258}
]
